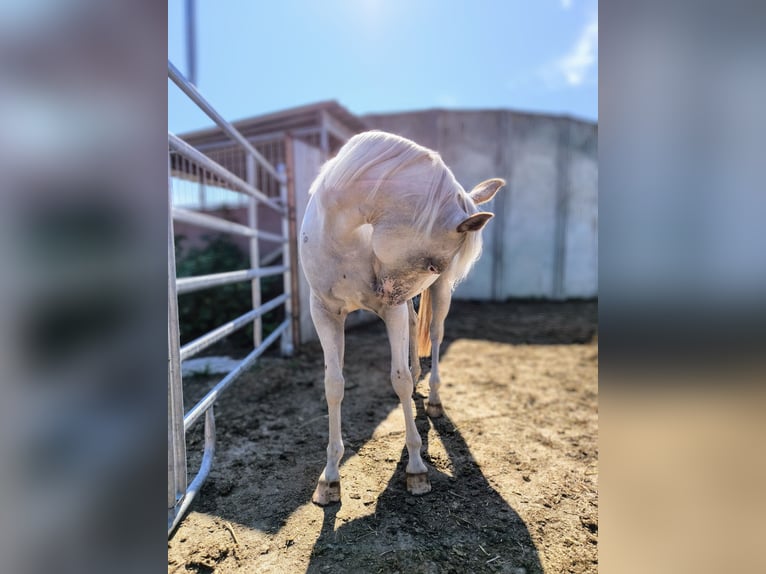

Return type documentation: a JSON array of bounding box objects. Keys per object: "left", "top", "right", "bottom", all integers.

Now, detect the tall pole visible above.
[{"left": 185, "top": 0, "right": 197, "bottom": 85}]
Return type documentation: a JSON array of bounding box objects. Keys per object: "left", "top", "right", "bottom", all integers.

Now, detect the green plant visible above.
[{"left": 175, "top": 235, "right": 283, "bottom": 352}]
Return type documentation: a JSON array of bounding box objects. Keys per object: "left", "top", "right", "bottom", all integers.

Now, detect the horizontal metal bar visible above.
[
  {"left": 169, "top": 132, "right": 284, "bottom": 213},
  {"left": 172, "top": 207, "right": 287, "bottom": 244},
  {"left": 168, "top": 407, "right": 215, "bottom": 536},
  {"left": 184, "top": 320, "right": 290, "bottom": 432},
  {"left": 168, "top": 61, "right": 285, "bottom": 184},
  {"left": 180, "top": 293, "right": 288, "bottom": 361},
  {"left": 176, "top": 265, "right": 289, "bottom": 294}
]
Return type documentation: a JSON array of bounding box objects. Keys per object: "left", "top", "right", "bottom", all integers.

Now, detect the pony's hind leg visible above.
[
  {"left": 425, "top": 279, "right": 452, "bottom": 418},
  {"left": 384, "top": 304, "right": 431, "bottom": 495},
  {"left": 407, "top": 299, "right": 421, "bottom": 383},
  {"left": 309, "top": 294, "right": 346, "bottom": 505}
]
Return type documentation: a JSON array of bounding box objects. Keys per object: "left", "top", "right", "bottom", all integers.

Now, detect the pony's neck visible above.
[
  {"left": 312, "top": 184, "right": 370, "bottom": 247},
  {"left": 318, "top": 179, "right": 418, "bottom": 235}
]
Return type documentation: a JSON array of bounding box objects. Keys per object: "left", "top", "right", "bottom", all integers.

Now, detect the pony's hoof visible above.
[
  {"left": 406, "top": 472, "right": 431, "bottom": 495},
  {"left": 312, "top": 480, "right": 341, "bottom": 506},
  {"left": 425, "top": 402, "right": 444, "bottom": 418}
]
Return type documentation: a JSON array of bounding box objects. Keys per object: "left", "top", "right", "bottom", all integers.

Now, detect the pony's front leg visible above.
[
  {"left": 384, "top": 304, "right": 431, "bottom": 495},
  {"left": 426, "top": 278, "right": 452, "bottom": 418},
  {"left": 309, "top": 294, "right": 346, "bottom": 505}
]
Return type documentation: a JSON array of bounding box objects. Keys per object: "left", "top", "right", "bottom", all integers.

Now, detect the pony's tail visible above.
[{"left": 417, "top": 289, "right": 432, "bottom": 358}]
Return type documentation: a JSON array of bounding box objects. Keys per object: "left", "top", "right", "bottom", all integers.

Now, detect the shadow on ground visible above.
[{"left": 307, "top": 394, "right": 544, "bottom": 573}]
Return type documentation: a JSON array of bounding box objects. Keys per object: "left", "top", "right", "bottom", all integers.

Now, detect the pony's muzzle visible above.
[{"left": 374, "top": 277, "right": 407, "bottom": 306}]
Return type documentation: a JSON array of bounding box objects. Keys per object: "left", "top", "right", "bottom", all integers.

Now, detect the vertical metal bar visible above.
[
  {"left": 169, "top": 407, "right": 215, "bottom": 536},
  {"left": 198, "top": 166, "right": 205, "bottom": 210},
  {"left": 246, "top": 154, "right": 262, "bottom": 346},
  {"left": 278, "top": 162, "right": 294, "bottom": 356},
  {"left": 185, "top": 0, "right": 197, "bottom": 85},
  {"left": 168, "top": 154, "right": 187, "bottom": 526}
]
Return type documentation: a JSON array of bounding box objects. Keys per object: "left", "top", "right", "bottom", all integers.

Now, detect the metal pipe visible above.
[
  {"left": 246, "top": 155, "right": 263, "bottom": 347},
  {"left": 184, "top": 0, "right": 197, "bottom": 85},
  {"left": 176, "top": 266, "right": 288, "bottom": 294},
  {"left": 169, "top": 132, "right": 283, "bottom": 212},
  {"left": 179, "top": 293, "right": 288, "bottom": 361},
  {"left": 172, "top": 207, "right": 287, "bottom": 244},
  {"left": 184, "top": 320, "right": 289, "bottom": 431},
  {"left": 197, "top": 167, "right": 205, "bottom": 210},
  {"left": 168, "top": 157, "right": 187, "bottom": 514},
  {"left": 168, "top": 61, "right": 284, "bottom": 183},
  {"left": 169, "top": 407, "right": 215, "bottom": 535}
]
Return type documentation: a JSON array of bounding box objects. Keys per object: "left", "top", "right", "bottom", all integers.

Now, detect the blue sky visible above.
[{"left": 168, "top": 0, "right": 598, "bottom": 134}]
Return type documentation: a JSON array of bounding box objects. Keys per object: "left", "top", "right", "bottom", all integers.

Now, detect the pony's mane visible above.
[{"left": 310, "top": 130, "right": 485, "bottom": 287}]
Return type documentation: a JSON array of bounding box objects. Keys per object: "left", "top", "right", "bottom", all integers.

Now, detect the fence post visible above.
[
  {"left": 279, "top": 163, "right": 294, "bottom": 356},
  {"left": 168, "top": 156, "right": 187, "bottom": 531},
  {"left": 246, "top": 154, "right": 262, "bottom": 346},
  {"left": 197, "top": 168, "right": 206, "bottom": 210},
  {"left": 284, "top": 135, "right": 301, "bottom": 349}
]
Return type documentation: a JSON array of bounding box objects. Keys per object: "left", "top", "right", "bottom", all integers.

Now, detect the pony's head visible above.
[{"left": 371, "top": 178, "right": 505, "bottom": 306}]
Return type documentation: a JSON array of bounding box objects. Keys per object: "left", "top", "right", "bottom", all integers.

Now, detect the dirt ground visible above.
[{"left": 168, "top": 300, "right": 598, "bottom": 573}]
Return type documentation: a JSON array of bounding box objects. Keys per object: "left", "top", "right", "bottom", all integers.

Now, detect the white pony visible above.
[{"left": 299, "top": 131, "right": 503, "bottom": 504}]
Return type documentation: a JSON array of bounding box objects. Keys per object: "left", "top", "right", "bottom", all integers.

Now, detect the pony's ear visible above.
[
  {"left": 469, "top": 178, "right": 505, "bottom": 205},
  {"left": 457, "top": 212, "right": 494, "bottom": 233}
]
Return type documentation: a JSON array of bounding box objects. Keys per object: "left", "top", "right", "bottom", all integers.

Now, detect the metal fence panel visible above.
[{"left": 167, "top": 62, "right": 294, "bottom": 536}]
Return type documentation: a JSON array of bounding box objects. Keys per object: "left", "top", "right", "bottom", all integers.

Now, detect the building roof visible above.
[{"left": 178, "top": 100, "right": 369, "bottom": 148}]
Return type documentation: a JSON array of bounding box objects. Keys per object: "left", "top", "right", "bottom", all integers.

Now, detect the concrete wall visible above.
[
  {"left": 562, "top": 120, "right": 598, "bottom": 297},
  {"left": 363, "top": 109, "right": 598, "bottom": 300}
]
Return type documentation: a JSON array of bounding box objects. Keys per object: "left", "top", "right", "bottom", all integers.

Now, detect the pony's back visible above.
[{"left": 310, "top": 131, "right": 437, "bottom": 192}]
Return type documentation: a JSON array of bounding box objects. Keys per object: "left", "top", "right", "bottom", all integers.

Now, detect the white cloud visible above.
[
  {"left": 556, "top": 16, "right": 598, "bottom": 86},
  {"left": 561, "top": 0, "right": 573, "bottom": 9}
]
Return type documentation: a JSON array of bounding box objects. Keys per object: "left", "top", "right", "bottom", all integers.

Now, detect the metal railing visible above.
[{"left": 168, "top": 61, "right": 294, "bottom": 536}]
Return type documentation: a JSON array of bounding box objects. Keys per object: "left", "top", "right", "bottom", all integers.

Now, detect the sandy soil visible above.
[{"left": 168, "top": 301, "right": 598, "bottom": 573}]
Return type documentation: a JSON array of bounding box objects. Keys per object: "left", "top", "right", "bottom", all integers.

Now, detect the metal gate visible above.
[{"left": 167, "top": 61, "right": 295, "bottom": 535}]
